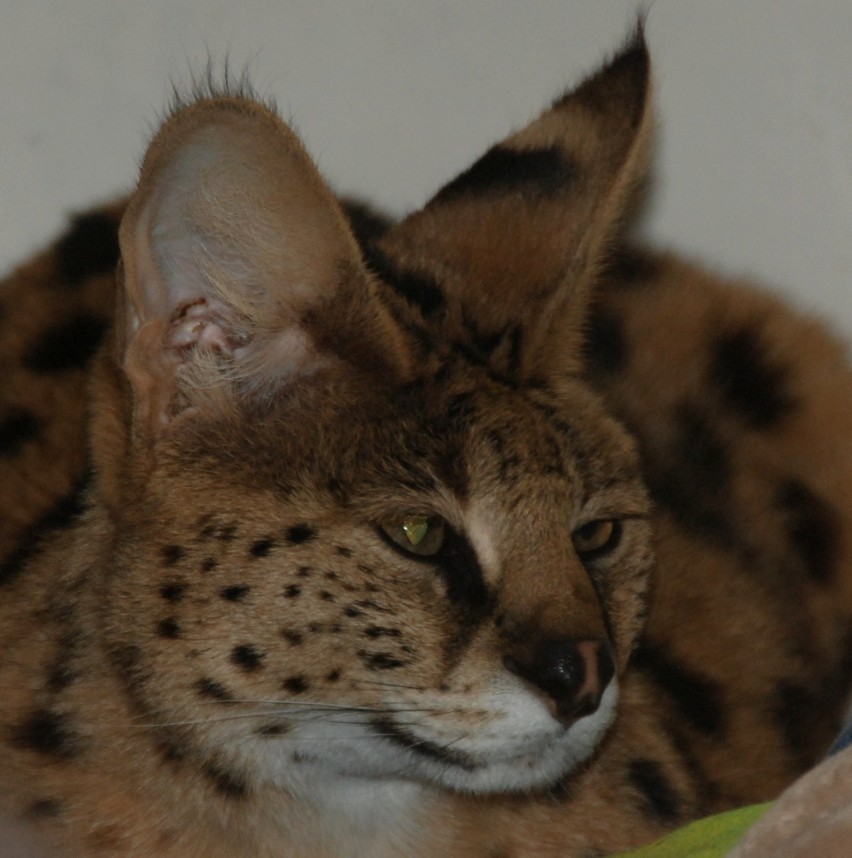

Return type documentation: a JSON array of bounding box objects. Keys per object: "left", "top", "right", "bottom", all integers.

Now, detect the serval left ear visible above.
[
  {"left": 374, "top": 26, "right": 652, "bottom": 382},
  {"left": 115, "top": 95, "right": 413, "bottom": 449}
]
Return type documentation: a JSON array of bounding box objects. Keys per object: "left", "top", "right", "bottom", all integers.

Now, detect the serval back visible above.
[{"left": 1, "top": 30, "right": 852, "bottom": 858}]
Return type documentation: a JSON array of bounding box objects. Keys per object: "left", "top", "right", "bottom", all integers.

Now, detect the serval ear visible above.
[
  {"left": 374, "top": 28, "right": 652, "bottom": 381},
  {"left": 117, "top": 96, "right": 411, "bottom": 444}
]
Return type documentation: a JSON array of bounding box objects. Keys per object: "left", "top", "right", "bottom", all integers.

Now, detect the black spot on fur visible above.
[
  {"left": 198, "top": 677, "right": 233, "bottom": 702},
  {"left": 284, "top": 584, "right": 302, "bottom": 599},
  {"left": 632, "top": 642, "right": 726, "bottom": 736},
  {"left": 281, "top": 629, "right": 304, "bottom": 646},
  {"left": 434, "top": 145, "right": 577, "bottom": 202},
  {"left": 287, "top": 524, "right": 317, "bottom": 545},
  {"left": 358, "top": 650, "right": 407, "bottom": 671},
  {"left": 342, "top": 199, "right": 393, "bottom": 248},
  {"left": 200, "top": 557, "right": 218, "bottom": 573},
  {"left": 56, "top": 211, "right": 120, "bottom": 286},
  {"left": 336, "top": 546, "right": 353, "bottom": 558},
  {"left": 25, "top": 314, "right": 107, "bottom": 373},
  {"left": 283, "top": 675, "right": 309, "bottom": 694},
  {"left": 777, "top": 480, "right": 839, "bottom": 585},
  {"left": 710, "top": 326, "right": 795, "bottom": 429},
  {"left": 157, "top": 618, "right": 181, "bottom": 639},
  {"left": 26, "top": 798, "right": 64, "bottom": 819},
  {"left": 364, "top": 626, "right": 402, "bottom": 639},
  {"left": 160, "top": 545, "right": 185, "bottom": 566},
  {"left": 231, "top": 644, "right": 264, "bottom": 672},
  {"left": 221, "top": 585, "right": 250, "bottom": 602},
  {"left": 204, "top": 763, "right": 248, "bottom": 798},
  {"left": 644, "top": 404, "right": 735, "bottom": 544},
  {"left": 160, "top": 583, "right": 187, "bottom": 603},
  {"left": 628, "top": 758, "right": 681, "bottom": 823},
  {"left": 605, "top": 246, "right": 659, "bottom": 285},
  {"left": 12, "top": 710, "right": 80, "bottom": 759},
  {"left": 249, "top": 537, "right": 275, "bottom": 558},
  {"left": 364, "top": 246, "right": 446, "bottom": 318},
  {"left": 0, "top": 409, "right": 41, "bottom": 457},
  {"left": 584, "top": 306, "right": 627, "bottom": 375},
  {"left": 0, "top": 471, "right": 89, "bottom": 586},
  {"left": 772, "top": 680, "right": 826, "bottom": 768},
  {"left": 326, "top": 668, "right": 342, "bottom": 682}
]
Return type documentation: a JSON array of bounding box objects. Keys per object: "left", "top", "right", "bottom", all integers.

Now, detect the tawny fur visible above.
[{"left": 1, "top": 31, "right": 851, "bottom": 858}]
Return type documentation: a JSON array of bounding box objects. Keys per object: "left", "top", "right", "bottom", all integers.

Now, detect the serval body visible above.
[{"left": 1, "top": 32, "right": 851, "bottom": 857}]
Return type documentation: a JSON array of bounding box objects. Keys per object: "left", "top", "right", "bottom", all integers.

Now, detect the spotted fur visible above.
[{"left": 2, "top": 30, "right": 852, "bottom": 858}]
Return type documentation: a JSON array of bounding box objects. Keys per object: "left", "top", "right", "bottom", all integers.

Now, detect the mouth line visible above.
[{"left": 370, "top": 718, "right": 480, "bottom": 771}]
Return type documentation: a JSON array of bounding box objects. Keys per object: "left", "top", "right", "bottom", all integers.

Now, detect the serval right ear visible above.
[
  {"left": 376, "top": 26, "right": 653, "bottom": 383},
  {"left": 114, "top": 95, "right": 412, "bottom": 451}
]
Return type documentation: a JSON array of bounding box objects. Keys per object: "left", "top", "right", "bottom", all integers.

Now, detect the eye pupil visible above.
[
  {"left": 573, "top": 519, "right": 620, "bottom": 558},
  {"left": 379, "top": 514, "right": 447, "bottom": 557},
  {"left": 402, "top": 515, "right": 430, "bottom": 547}
]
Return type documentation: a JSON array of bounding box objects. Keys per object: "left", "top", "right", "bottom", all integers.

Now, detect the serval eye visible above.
[
  {"left": 380, "top": 514, "right": 447, "bottom": 557},
  {"left": 572, "top": 519, "right": 622, "bottom": 560}
]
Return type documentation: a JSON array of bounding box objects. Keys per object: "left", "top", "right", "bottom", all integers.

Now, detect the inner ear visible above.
[{"left": 117, "top": 97, "right": 409, "bottom": 442}]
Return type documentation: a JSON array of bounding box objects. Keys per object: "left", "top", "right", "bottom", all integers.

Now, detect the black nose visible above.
[{"left": 504, "top": 638, "right": 615, "bottom": 724}]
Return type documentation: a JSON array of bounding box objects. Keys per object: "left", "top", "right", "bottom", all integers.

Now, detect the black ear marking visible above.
[{"left": 434, "top": 145, "right": 578, "bottom": 204}]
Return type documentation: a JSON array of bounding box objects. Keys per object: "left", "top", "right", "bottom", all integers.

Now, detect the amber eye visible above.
[
  {"left": 380, "top": 514, "right": 447, "bottom": 557},
  {"left": 572, "top": 519, "right": 621, "bottom": 560}
]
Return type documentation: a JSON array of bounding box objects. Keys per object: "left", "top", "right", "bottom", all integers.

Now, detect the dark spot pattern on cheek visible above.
[
  {"left": 204, "top": 762, "right": 249, "bottom": 799},
  {"left": 358, "top": 650, "right": 408, "bottom": 671},
  {"left": 160, "top": 583, "right": 187, "bottom": 603},
  {"left": 157, "top": 618, "right": 181, "bottom": 639},
  {"left": 197, "top": 678, "right": 233, "bottom": 702},
  {"left": 287, "top": 524, "right": 317, "bottom": 545},
  {"left": 283, "top": 675, "right": 310, "bottom": 694},
  {"left": 220, "top": 585, "right": 250, "bottom": 602},
  {"left": 249, "top": 538, "right": 275, "bottom": 558},
  {"left": 160, "top": 545, "right": 185, "bottom": 567},
  {"left": 12, "top": 710, "right": 81, "bottom": 759},
  {"left": 231, "top": 644, "right": 265, "bottom": 672}
]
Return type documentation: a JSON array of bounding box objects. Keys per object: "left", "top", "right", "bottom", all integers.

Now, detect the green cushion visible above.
[{"left": 614, "top": 803, "right": 773, "bottom": 857}]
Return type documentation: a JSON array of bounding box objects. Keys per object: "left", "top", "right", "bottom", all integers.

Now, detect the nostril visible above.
[{"left": 504, "top": 637, "right": 614, "bottom": 724}]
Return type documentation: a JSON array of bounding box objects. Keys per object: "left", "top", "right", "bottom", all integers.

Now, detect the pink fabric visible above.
[{"left": 729, "top": 745, "right": 852, "bottom": 857}]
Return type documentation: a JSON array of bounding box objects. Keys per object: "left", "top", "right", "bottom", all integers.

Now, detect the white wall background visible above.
[{"left": 1, "top": 1, "right": 851, "bottom": 332}]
